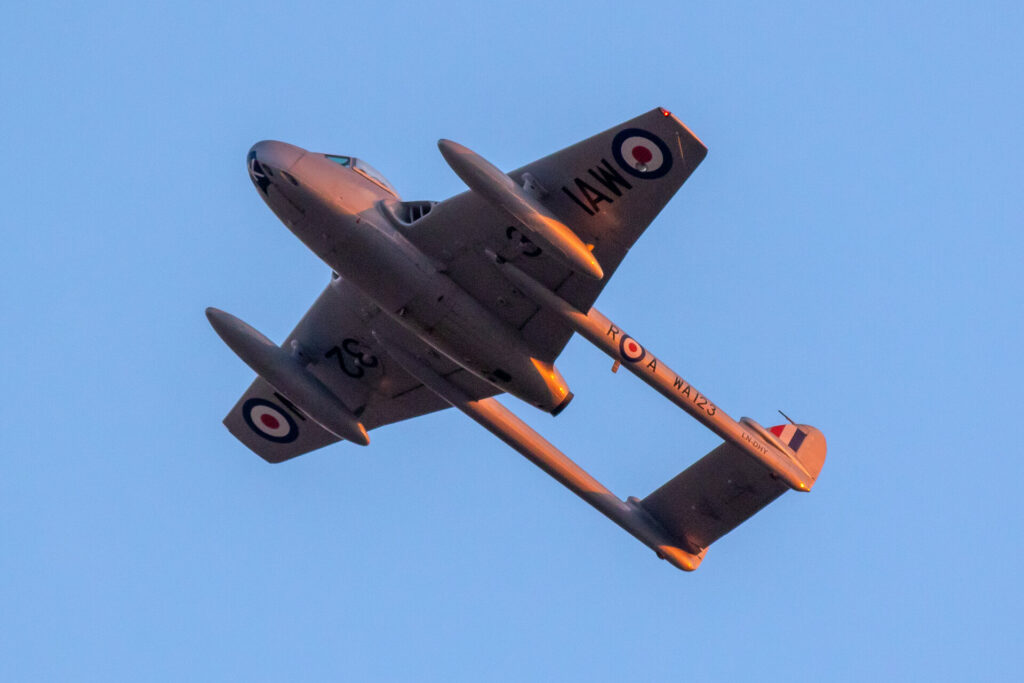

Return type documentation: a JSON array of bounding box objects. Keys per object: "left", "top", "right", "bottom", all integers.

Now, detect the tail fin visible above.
[
  {"left": 768, "top": 423, "right": 827, "bottom": 485},
  {"left": 639, "top": 425, "right": 826, "bottom": 563}
]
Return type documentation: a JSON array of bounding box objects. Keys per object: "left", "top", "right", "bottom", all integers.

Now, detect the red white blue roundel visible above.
[
  {"left": 612, "top": 128, "right": 673, "bottom": 179},
  {"left": 243, "top": 398, "right": 298, "bottom": 443},
  {"left": 620, "top": 335, "right": 646, "bottom": 363}
]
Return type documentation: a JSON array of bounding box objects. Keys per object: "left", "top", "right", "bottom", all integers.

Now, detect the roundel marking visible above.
[
  {"left": 611, "top": 128, "right": 673, "bottom": 179},
  {"left": 242, "top": 398, "right": 299, "bottom": 443},
  {"left": 619, "top": 335, "right": 646, "bottom": 363}
]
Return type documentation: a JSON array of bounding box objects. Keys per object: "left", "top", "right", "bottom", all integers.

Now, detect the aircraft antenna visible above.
[{"left": 778, "top": 409, "right": 797, "bottom": 425}]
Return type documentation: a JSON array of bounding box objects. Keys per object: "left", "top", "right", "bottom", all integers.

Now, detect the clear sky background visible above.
[{"left": 3, "top": 1, "right": 1022, "bottom": 680}]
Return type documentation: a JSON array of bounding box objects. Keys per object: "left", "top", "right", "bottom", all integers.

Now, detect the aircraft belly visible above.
[
  {"left": 390, "top": 290, "right": 571, "bottom": 413},
  {"left": 310, "top": 216, "right": 569, "bottom": 413}
]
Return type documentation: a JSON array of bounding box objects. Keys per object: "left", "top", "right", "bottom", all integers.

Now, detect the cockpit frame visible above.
[{"left": 325, "top": 154, "right": 398, "bottom": 197}]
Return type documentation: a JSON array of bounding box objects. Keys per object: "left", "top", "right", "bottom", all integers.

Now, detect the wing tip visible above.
[{"left": 654, "top": 106, "right": 709, "bottom": 156}]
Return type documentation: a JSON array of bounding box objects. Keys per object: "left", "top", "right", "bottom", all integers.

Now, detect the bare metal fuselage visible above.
[{"left": 247, "top": 140, "right": 572, "bottom": 414}]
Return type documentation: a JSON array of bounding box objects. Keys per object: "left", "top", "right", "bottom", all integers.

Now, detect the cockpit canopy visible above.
[{"left": 325, "top": 154, "right": 398, "bottom": 197}]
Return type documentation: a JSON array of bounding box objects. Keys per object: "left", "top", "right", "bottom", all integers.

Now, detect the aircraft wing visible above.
[
  {"left": 222, "top": 277, "right": 499, "bottom": 462},
  {"left": 224, "top": 109, "right": 704, "bottom": 461},
  {"left": 396, "top": 108, "right": 707, "bottom": 361}
]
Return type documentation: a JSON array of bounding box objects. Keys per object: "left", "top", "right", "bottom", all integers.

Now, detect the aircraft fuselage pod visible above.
[{"left": 246, "top": 141, "right": 573, "bottom": 415}]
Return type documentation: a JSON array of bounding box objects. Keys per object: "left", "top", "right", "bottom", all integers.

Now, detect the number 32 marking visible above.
[{"left": 325, "top": 338, "right": 379, "bottom": 378}]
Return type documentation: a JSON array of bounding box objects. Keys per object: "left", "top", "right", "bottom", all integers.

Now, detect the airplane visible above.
[{"left": 207, "top": 108, "right": 826, "bottom": 571}]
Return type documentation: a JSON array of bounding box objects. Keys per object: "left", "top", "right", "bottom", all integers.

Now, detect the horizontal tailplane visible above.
[{"left": 640, "top": 425, "right": 826, "bottom": 556}]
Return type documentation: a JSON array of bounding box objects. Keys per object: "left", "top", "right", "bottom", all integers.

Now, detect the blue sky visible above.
[{"left": 3, "top": 1, "right": 1022, "bottom": 680}]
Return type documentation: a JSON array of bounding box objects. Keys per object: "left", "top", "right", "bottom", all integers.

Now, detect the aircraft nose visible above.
[{"left": 248, "top": 140, "right": 305, "bottom": 173}]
